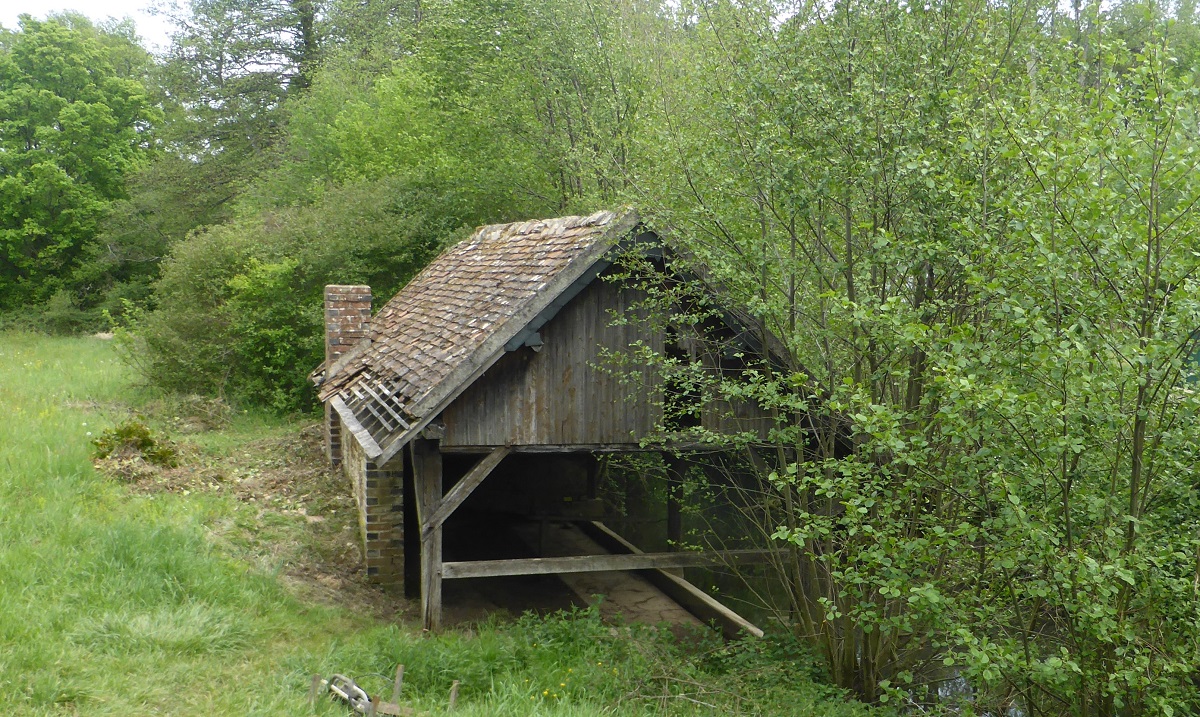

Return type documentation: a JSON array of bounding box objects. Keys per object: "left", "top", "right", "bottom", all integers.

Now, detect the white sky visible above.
[{"left": 1, "top": 0, "right": 175, "bottom": 52}]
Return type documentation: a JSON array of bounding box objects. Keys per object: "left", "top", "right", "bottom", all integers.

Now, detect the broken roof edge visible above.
[{"left": 344, "top": 208, "right": 644, "bottom": 465}]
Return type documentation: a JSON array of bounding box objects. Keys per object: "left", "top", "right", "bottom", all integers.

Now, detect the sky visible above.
[{"left": 1, "top": 0, "right": 175, "bottom": 51}]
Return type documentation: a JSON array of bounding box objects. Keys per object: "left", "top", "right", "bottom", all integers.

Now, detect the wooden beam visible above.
[
  {"left": 437, "top": 442, "right": 724, "bottom": 454},
  {"left": 411, "top": 438, "right": 443, "bottom": 631},
  {"left": 664, "top": 453, "right": 684, "bottom": 551},
  {"left": 442, "top": 549, "right": 772, "bottom": 580},
  {"left": 423, "top": 446, "right": 510, "bottom": 532},
  {"left": 330, "top": 395, "right": 384, "bottom": 457},
  {"left": 580, "top": 521, "right": 764, "bottom": 639}
]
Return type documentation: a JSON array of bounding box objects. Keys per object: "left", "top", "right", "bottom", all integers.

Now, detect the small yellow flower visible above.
[
  {"left": 560, "top": 682, "right": 566, "bottom": 687},
  {"left": 543, "top": 690, "right": 549, "bottom": 696},
  {"left": 567, "top": 668, "right": 573, "bottom": 673}
]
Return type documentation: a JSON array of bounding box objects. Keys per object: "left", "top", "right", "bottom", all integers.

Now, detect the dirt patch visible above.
[{"left": 95, "top": 422, "right": 410, "bottom": 620}]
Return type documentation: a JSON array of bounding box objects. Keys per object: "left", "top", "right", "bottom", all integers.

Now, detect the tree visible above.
[
  {"left": 633, "top": 0, "right": 1200, "bottom": 710},
  {"left": 0, "top": 16, "right": 156, "bottom": 309},
  {"left": 155, "top": 0, "right": 326, "bottom": 155}
]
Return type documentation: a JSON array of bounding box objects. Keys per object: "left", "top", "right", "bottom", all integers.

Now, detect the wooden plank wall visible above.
[
  {"left": 441, "top": 278, "right": 663, "bottom": 447},
  {"left": 702, "top": 392, "right": 777, "bottom": 440}
]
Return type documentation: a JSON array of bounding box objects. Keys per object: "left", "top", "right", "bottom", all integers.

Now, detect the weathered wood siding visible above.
[
  {"left": 702, "top": 394, "right": 776, "bottom": 441},
  {"left": 441, "top": 277, "right": 663, "bottom": 447}
]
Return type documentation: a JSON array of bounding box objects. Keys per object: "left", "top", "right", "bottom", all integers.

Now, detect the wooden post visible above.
[
  {"left": 664, "top": 453, "right": 684, "bottom": 551},
  {"left": 403, "top": 446, "right": 420, "bottom": 599},
  {"left": 391, "top": 664, "right": 405, "bottom": 704},
  {"left": 412, "top": 438, "right": 443, "bottom": 631},
  {"left": 309, "top": 674, "right": 322, "bottom": 706}
]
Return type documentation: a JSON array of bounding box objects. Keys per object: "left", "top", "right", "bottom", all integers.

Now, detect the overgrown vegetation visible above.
[
  {"left": 627, "top": 5, "right": 1200, "bottom": 711},
  {"left": 91, "top": 416, "right": 179, "bottom": 472},
  {"left": 0, "top": 331, "right": 869, "bottom": 716},
  {"left": 7, "top": 0, "right": 1200, "bottom": 711}
]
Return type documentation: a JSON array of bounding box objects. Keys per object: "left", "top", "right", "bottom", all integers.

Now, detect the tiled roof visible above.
[{"left": 319, "top": 209, "right": 640, "bottom": 462}]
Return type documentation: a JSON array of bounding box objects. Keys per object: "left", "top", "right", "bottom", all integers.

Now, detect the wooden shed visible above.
[{"left": 313, "top": 209, "right": 776, "bottom": 631}]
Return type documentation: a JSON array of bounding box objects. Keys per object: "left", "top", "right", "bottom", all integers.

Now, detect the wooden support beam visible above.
[
  {"left": 664, "top": 453, "right": 684, "bottom": 551},
  {"left": 581, "top": 521, "right": 764, "bottom": 639},
  {"left": 442, "top": 549, "right": 772, "bottom": 580},
  {"left": 411, "top": 438, "right": 443, "bottom": 631},
  {"left": 436, "top": 442, "right": 724, "bottom": 454},
  {"left": 423, "top": 446, "right": 510, "bottom": 532}
]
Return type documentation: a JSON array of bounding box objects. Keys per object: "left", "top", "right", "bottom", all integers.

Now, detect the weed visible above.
[{"left": 92, "top": 417, "right": 179, "bottom": 467}]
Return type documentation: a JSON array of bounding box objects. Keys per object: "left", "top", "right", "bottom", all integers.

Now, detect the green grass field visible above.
[{"left": 0, "top": 332, "right": 874, "bottom": 716}]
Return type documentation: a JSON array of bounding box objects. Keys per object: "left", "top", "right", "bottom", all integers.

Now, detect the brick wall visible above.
[
  {"left": 324, "top": 284, "right": 371, "bottom": 467},
  {"left": 343, "top": 420, "right": 405, "bottom": 591}
]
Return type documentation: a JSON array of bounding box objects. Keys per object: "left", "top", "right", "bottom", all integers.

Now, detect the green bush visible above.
[
  {"left": 125, "top": 178, "right": 445, "bottom": 413},
  {"left": 91, "top": 417, "right": 178, "bottom": 467}
]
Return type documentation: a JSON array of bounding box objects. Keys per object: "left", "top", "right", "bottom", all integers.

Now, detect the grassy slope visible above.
[{"left": 0, "top": 332, "right": 877, "bottom": 717}]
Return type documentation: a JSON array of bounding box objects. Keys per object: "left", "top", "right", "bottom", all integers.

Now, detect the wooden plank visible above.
[
  {"left": 581, "top": 521, "right": 764, "bottom": 640},
  {"left": 423, "top": 446, "right": 510, "bottom": 531},
  {"left": 440, "top": 276, "right": 663, "bottom": 449},
  {"left": 442, "top": 549, "right": 772, "bottom": 580},
  {"left": 664, "top": 453, "right": 684, "bottom": 551},
  {"left": 372, "top": 700, "right": 419, "bottom": 717},
  {"left": 437, "top": 442, "right": 723, "bottom": 454},
  {"left": 412, "top": 439, "right": 443, "bottom": 631},
  {"left": 330, "top": 396, "right": 385, "bottom": 457}
]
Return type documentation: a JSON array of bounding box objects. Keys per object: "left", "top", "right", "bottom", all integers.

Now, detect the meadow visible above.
[{"left": 0, "top": 332, "right": 870, "bottom": 716}]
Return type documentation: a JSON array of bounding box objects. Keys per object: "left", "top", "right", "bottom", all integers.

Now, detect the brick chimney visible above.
[{"left": 324, "top": 284, "right": 371, "bottom": 467}]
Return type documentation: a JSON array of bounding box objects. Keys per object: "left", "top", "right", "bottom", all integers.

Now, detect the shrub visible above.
[
  {"left": 91, "top": 418, "right": 178, "bottom": 467},
  {"left": 125, "top": 178, "right": 445, "bottom": 413}
]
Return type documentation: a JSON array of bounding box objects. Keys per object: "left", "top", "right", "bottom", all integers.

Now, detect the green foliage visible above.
[
  {"left": 0, "top": 16, "right": 157, "bottom": 309},
  {"left": 411, "top": 0, "right": 651, "bottom": 209},
  {"left": 628, "top": 0, "right": 1200, "bottom": 710},
  {"left": 91, "top": 417, "right": 179, "bottom": 467},
  {"left": 129, "top": 178, "right": 440, "bottom": 412},
  {"left": 0, "top": 331, "right": 871, "bottom": 716},
  {"left": 34, "top": 0, "right": 1200, "bottom": 708}
]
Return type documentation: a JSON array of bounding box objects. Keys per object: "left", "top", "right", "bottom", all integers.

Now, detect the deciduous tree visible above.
[{"left": 0, "top": 16, "right": 156, "bottom": 308}]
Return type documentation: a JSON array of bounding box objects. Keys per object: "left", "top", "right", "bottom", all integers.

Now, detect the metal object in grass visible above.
[
  {"left": 327, "top": 674, "right": 372, "bottom": 713},
  {"left": 311, "top": 665, "right": 453, "bottom": 716}
]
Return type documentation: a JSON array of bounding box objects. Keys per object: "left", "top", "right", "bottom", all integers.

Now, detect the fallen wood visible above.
[{"left": 370, "top": 697, "right": 419, "bottom": 716}]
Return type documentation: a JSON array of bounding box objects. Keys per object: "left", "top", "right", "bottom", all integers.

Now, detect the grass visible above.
[{"left": 0, "top": 331, "right": 878, "bottom": 716}]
